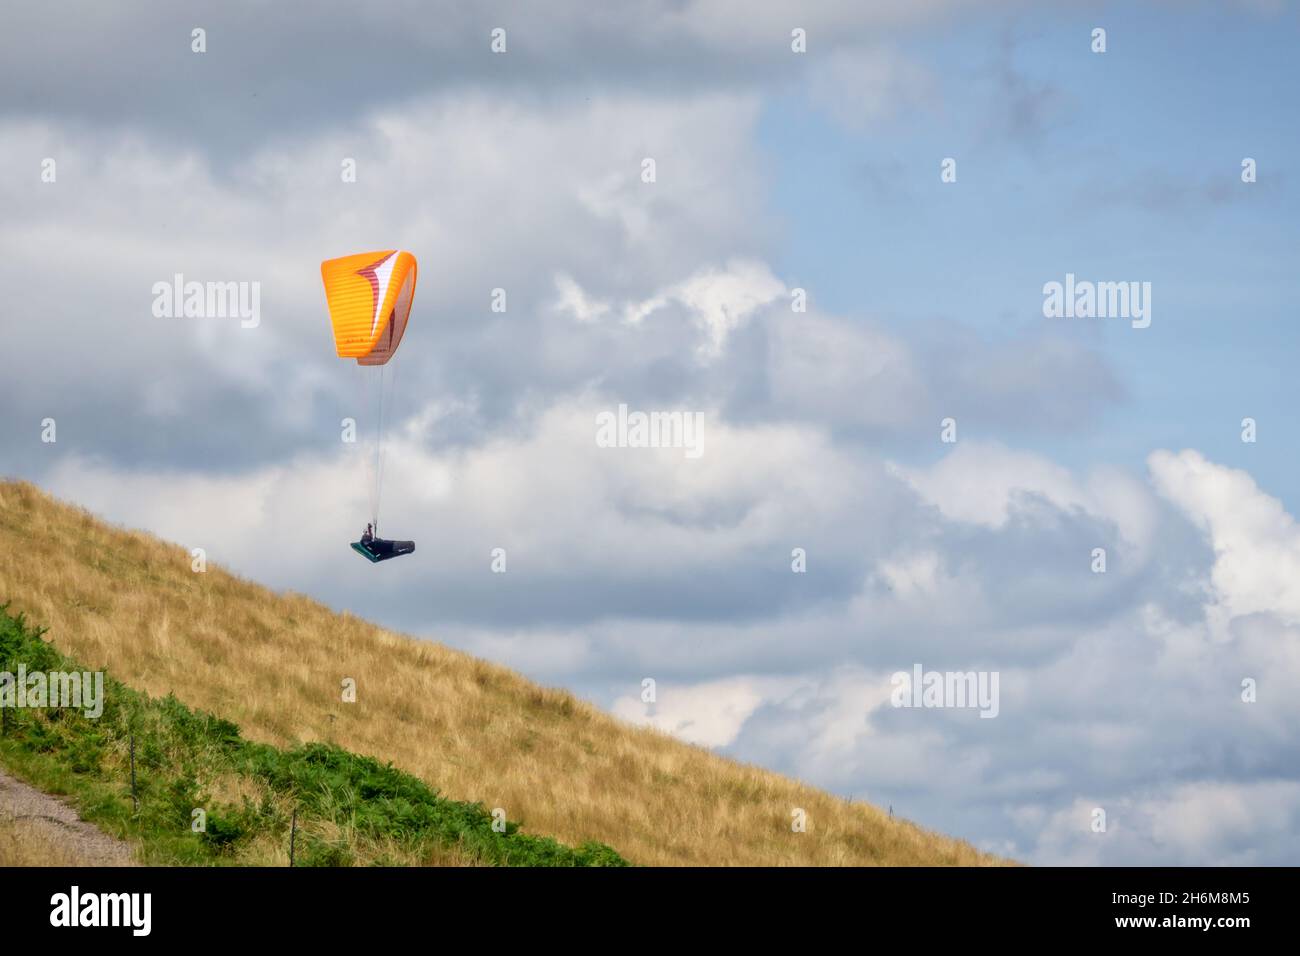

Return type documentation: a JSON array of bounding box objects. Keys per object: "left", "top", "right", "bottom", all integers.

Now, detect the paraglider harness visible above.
[{"left": 351, "top": 524, "right": 415, "bottom": 563}]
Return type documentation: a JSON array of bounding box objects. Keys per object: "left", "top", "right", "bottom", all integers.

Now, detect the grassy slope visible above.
[
  {"left": 0, "top": 481, "right": 1003, "bottom": 866},
  {"left": 1, "top": 607, "right": 625, "bottom": 866}
]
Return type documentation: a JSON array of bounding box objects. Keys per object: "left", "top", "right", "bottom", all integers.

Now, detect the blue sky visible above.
[
  {"left": 2, "top": 0, "right": 1298, "bottom": 864},
  {"left": 762, "top": 4, "right": 1299, "bottom": 505}
]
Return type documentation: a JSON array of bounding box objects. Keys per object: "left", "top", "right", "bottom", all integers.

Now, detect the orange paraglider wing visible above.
[{"left": 320, "top": 250, "right": 417, "bottom": 364}]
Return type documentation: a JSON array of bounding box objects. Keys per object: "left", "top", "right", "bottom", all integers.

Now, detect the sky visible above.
[{"left": 2, "top": 0, "right": 1298, "bottom": 864}]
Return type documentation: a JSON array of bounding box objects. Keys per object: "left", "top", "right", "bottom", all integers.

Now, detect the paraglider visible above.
[{"left": 321, "top": 250, "right": 418, "bottom": 563}]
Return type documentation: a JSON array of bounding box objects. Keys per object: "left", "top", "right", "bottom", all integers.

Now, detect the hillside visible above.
[
  {"left": 0, "top": 480, "right": 1002, "bottom": 866},
  {"left": 0, "top": 606, "right": 625, "bottom": 866}
]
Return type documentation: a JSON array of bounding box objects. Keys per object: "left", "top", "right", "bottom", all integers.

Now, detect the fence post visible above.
[
  {"left": 130, "top": 733, "right": 138, "bottom": 813},
  {"left": 289, "top": 807, "right": 298, "bottom": 868}
]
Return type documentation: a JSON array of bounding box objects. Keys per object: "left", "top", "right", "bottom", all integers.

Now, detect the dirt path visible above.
[{"left": 0, "top": 768, "right": 135, "bottom": 866}]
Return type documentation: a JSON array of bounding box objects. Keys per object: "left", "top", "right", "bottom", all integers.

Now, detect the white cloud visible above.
[
  {"left": 768, "top": 311, "right": 928, "bottom": 429},
  {"left": 1024, "top": 783, "right": 1300, "bottom": 866},
  {"left": 612, "top": 676, "right": 785, "bottom": 748},
  {"left": 892, "top": 441, "right": 1158, "bottom": 554},
  {"left": 40, "top": 394, "right": 872, "bottom": 604},
  {"left": 551, "top": 273, "right": 611, "bottom": 323},
  {"left": 1150, "top": 449, "right": 1300, "bottom": 626},
  {"left": 623, "top": 259, "right": 786, "bottom": 360}
]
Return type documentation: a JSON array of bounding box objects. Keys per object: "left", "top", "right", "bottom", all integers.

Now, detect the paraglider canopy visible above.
[{"left": 321, "top": 250, "right": 417, "bottom": 365}]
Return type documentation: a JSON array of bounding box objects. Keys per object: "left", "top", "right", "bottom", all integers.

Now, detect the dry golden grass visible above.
[
  {"left": 0, "top": 813, "right": 134, "bottom": 866},
  {"left": 0, "top": 480, "right": 1005, "bottom": 866}
]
